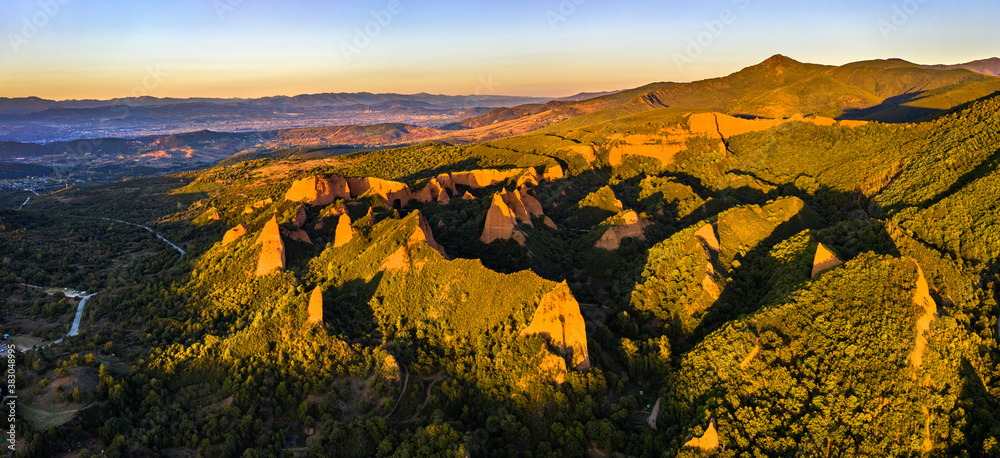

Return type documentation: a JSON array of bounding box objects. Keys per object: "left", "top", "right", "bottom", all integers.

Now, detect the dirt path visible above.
[
  {"left": 383, "top": 367, "right": 410, "bottom": 419},
  {"left": 415, "top": 377, "right": 441, "bottom": 415},
  {"left": 399, "top": 374, "right": 443, "bottom": 423}
]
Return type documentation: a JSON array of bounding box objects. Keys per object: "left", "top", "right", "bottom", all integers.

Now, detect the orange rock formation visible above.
[
  {"left": 610, "top": 112, "right": 868, "bottom": 166},
  {"left": 285, "top": 175, "right": 350, "bottom": 206},
  {"left": 521, "top": 281, "right": 590, "bottom": 371},
  {"left": 255, "top": 216, "right": 286, "bottom": 276},
  {"left": 500, "top": 189, "right": 533, "bottom": 227},
  {"left": 595, "top": 211, "right": 652, "bottom": 250},
  {"left": 333, "top": 214, "right": 354, "bottom": 248},
  {"left": 910, "top": 263, "right": 938, "bottom": 369},
  {"left": 518, "top": 187, "right": 545, "bottom": 217},
  {"left": 683, "top": 419, "right": 719, "bottom": 450},
  {"left": 694, "top": 223, "right": 721, "bottom": 253},
  {"left": 307, "top": 287, "right": 324, "bottom": 324},
  {"left": 283, "top": 229, "right": 312, "bottom": 244},
  {"left": 293, "top": 205, "right": 308, "bottom": 228},
  {"left": 379, "top": 212, "right": 448, "bottom": 271},
  {"left": 480, "top": 193, "right": 526, "bottom": 245},
  {"left": 411, "top": 213, "right": 447, "bottom": 257},
  {"left": 811, "top": 243, "right": 843, "bottom": 278},
  {"left": 221, "top": 224, "right": 248, "bottom": 246},
  {"left": 346, "top": 177, "right": 413, "bottom": 208},
  {"left": 542, "top": 164, "right": 564, "bottom": 181},
  {"left": 243, "top": 198, "right": 274, "bottom": 214},
  {"left": 450, "top": 169, "right": 526, "bottom": 188}
]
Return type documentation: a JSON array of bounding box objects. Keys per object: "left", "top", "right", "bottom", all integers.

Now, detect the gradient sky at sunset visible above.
[{"left": 1, "top": 0, "right": 998, "bottom": 100}]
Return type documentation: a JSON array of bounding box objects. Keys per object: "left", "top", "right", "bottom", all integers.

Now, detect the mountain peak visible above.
[{"left": 761, "top": 54, "right": 801, "bottom": 67}]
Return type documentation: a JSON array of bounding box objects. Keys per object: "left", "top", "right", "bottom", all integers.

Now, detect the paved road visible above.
[
  {"left": 67, "top": 293, "right": 96, "bottom": 337},
  {"left": 18, "top": 292, "right": 96, "bottom": 352},
  {"left": 18, "top": 197, "right": 29, "bottom": 209},
  {"left": 100, "top": 218, "right": 185, "bottom": 256}
]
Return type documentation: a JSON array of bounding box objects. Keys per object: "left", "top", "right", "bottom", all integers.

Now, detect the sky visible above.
[{"left": 0, "top": 0, "right": 998, "bottom": 100}]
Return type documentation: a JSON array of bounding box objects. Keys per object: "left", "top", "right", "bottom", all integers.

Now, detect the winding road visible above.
[{"left": 100, "top": 218, "right": 186, "bottom": 256}]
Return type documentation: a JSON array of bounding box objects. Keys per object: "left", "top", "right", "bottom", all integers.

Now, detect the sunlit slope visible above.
[{"left": 448, "top": 55, "right": 1000, "bottom": 141}]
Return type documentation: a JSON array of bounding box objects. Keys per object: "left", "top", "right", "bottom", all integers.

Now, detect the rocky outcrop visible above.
[
  {"left": 683, "top": 419, "right": 719, "bottom": 451},
  {"left": 333, "top": 214, "right": 354, "bottom": 247},
  {"left": 283, "top": 228, "right": 312, "bottom": 244},
  {"left": 411, "top": 213, "right": 447, "bottom": 257},
  {"left": 521, "top": 281, "right": 590, "bottom": 371},
  {"left": 202, "top": 209, "right": 221, "bottom": 221},
  {"left": 347, "top": 177, "right": 413, "bottom": 208},
  {"left": 500, "top": 189, "right": 533, "bottom": 227},
  {"left": 435, "top": 173, "right": 458, "bottom": 195},
  {"left": 283, "top": 167, "right": 558, "bottom": 214},
  {"left": 689, "top": 112, "right": 864, "bottom": 138},
  {"left": 481, "top": 193, "right": 526, "bottom": 245},
  {"left": 595, "top": 210, "right": 653, "bottom": 250},
  {"left": 910, "top": 263, "right": 938, "bottom": 369},
  {"left": 517, "top": 171, "right": 540, "bottom": 188},
  {"left": 255, "top": 216, "right": 286, "bottom": 276},
  {"left": 293, "top": 205, "right": 308, "bottom": 228},
  {"left": 811, "top": 243, "right": 843, "bottom": 278},
  {"left": 694, "top": 223, "right": 720, "bottom": 253},
  {"left": 380, "top": 212, "right": 448, "bottom": 271},
  {"left": 307, "top": 287, "right": 324, "bottom": 324},
  {"left": 285, "top": 175, "right": 350, "bottom": 206},
  {"left": 436, "top": 186, "right": 451, "bottom": 205},
  {"left": 542, "top": 164, "right": 564, "bottom": 181},
  {"left": 221, "top": 224, "right": 248, "bottom": 246},
  {"left": 450, "top": 169, "right": 525, "bottom": 188},
  {"left": 243, "top": 198, "right": 273, "bottom": 214},
  {"left": 609, "top": 112, "right": 868, "bottom": 166},
  {"left": 315, "top": 203, "right": 348, "bottom": 230},
  {"left": 518, "top": 187, "right": 544, "bottom": 217},
  {"left": 410, "top": 177, "right": 452, "bottom": 204},
  {"left": 461, "top": 191, "right": 475, "bottom": 201}
]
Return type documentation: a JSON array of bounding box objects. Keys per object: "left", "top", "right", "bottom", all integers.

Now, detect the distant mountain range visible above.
[
  {"left": 917, "top": 57, "right": 1000, "bottom": 76},
  {"left": 0, "top": 92, "right": 558, "bottom": 117},
  {"left": 0, "top": 91, "right": 621, "bottom": 143}
]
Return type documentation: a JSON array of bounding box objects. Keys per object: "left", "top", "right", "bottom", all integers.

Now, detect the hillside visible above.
[
  {"left": 438, "top": 55, "right": 1000, "bottom": 139},
  {"left": 4, "top": 59, "right": 1000, "bottom": 457}
]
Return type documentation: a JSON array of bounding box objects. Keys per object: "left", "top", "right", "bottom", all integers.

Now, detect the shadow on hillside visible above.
[
  {"left": 956, "top": 357, "right": 1000, "bottom": 456},
  {"left": 690, "top": 186, "right": 899, "bottom": 348},
  {"left": 327, "top": 274, "right": 382, "bottom": 343},
  {"left": 883, "top": 146, "right": 1000, "bottom": 215},
  {"left": 838, "top": 91, "right": 940, "bottom": 123}
]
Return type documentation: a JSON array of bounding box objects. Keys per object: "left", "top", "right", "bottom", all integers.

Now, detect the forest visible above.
[{"left": 2, "top": 80, "right": 1000, "bottom": 457}]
